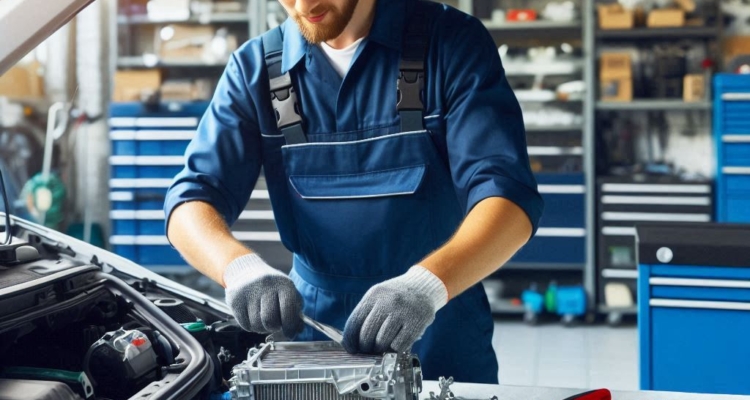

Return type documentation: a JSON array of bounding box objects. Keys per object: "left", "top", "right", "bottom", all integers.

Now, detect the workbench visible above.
[{"left": 421, "top": 381, "right": 750, "bottom": 400}]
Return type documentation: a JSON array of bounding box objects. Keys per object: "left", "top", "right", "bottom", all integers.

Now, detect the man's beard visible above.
[{"left": 293, "top": 1, "right": 359, "bottom": 44}]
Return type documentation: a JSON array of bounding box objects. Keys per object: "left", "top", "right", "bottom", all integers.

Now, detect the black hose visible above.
[{"left": 0, "top": 170, "right": 12, "bottom": 245}]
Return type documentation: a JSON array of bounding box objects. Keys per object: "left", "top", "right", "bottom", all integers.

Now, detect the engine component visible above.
[
  {"left": 83, "top": 328, "right": 159, "bottom": 398},
  {"left": 0, "top": 367, "right": 93, "bottom": 399},
  {"left": 152, "top": 298, "right": 198, "bottom": 323},
  {"left": 228, "top": 341, "right": 422, "bottom": 400},
  {"left": 0, "top": 378, "right": 82, "bottom": 400}
]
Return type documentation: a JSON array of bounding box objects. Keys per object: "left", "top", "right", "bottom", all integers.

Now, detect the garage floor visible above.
[{"left": 492, "top": 321, "right": 638, "bottom": 390}]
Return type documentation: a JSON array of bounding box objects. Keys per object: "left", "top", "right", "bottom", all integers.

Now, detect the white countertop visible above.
[{"left": 421, "top": 381, "right": 750, "bottom": 400}]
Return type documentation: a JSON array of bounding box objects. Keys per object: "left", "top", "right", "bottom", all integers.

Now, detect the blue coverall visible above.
[{"left": 165, "top": 0, "right": 543, "bottom": 384}]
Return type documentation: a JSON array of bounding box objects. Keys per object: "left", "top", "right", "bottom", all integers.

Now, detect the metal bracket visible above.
[{"left": 428, "top": 376, "right": 498, "bottom": 400}]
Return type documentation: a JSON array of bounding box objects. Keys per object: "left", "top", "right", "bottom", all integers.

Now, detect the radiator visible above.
[{"left": 228, "top": 341, "right": 422, "bottom": 400}]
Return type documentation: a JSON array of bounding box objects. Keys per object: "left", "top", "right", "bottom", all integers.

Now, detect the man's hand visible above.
[
  {"left": 343, "top": 266, "right": 448, "bottom": 354},
  {"left": 224, "top": 254, "right": 304, "bottom": 339}
]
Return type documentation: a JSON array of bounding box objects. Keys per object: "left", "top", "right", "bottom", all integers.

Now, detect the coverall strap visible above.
[
  {"left": 398, "top": 1, "right": 434, "bottom": 132},
  {"left": 262, "top": 26, "right": 306, "bottom": 144}
]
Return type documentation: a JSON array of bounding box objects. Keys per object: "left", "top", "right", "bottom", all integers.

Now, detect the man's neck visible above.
[{"left": 325, "top": 0, "right": 377, "bottom": 49}]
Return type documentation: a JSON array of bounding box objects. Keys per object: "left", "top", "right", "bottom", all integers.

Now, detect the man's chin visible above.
[{"left": 293, "top": 15, "right": 347, "bottom": 44}]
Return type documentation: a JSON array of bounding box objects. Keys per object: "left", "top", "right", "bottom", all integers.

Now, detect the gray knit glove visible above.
[
  {"left": 224, "top": 254, "right": 304, "bottom": 339},
  {"left": 343, "top": 266, "right": 448, "bottom": 354}
]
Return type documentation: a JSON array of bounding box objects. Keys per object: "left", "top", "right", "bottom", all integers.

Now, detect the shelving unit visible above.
[
  {"left": 595, "top": 26, "right": 720, "bottom": 40},
  {"left": 463, "top": 0, "right": 592, "bottom": 317},
  {"left": 587, "top": 0, "right": 724, "bottom": 323},
  {"left": 107, "top": 1, "right": 276, "bottom": 272}
]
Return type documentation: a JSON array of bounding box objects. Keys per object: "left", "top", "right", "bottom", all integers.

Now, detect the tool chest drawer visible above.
[
  {"left": 721, "top": 139, "right": 750, "bottom": 167},
  {"left": 110, "top": 189, "right": 168, "bottom": 210},
  {"left": 637, "top": 222, "right": 750, "bottom": 395},
  {"left": 510, "top": 173, "right": 586, "bottom": 265},
  {"left": 512, "top": 232, "right": 585, "bottom": 264},
  {"left": 110, "top": 156, "right": 184, "bottom": 179},
  {"left": 110, "top": 130, "right": 193, "bottom": 156}
]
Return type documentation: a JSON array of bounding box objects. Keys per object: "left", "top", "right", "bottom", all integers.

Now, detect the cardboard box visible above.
[
  {"left": 113, "top": 70, "right": 161, "bottom": 102},
  {"left": 600, "top": 53, "right": 632, "bottom": 79},
  {"left": 598, "top": 4, "right": 634, "bottom": 30},
  {"left": 675, "top": 0, "right": 696, "bottom": 13},
  {"left": 683, "top": 74, "right": 705, "bottom": 102},
  {"left": 0, "top": 61, "right": 44, "bottom": 99},
  {"left": 601, "top": 79, "right": 633, "bottom": 102},
  {"left": 647, "top": 9, "right": 685, "bottom": 28},
  {"left": 600, "top": 53, "right": 632, "bottom": 102},
  {"left": 156, "top": 25, "right": 214, "bottom": 61},
  {"left": 723, "top": 36, "right": 750, "bottom": 65}
]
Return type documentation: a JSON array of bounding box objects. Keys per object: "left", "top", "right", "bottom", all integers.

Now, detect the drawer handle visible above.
[
  {"left": 602, "top": 269, "right": 638, "bottom": 279},
  {"left": 233, "top": 231, "right": 282, "bottom": 242},
  {"left": 723, "top": 166, "right": 750, "bottom": 175},
  {"left": 110, "top": 178, "right": 173, "bottom": 189},
  {"left": 527, "top": 146, "right": 583, "bottom": 156},
  {"left": 722, "top": 93, "right": 750, "bottom": 101},
  {"left": 538, "top": 185, "right": 585, "bottom": 194},
  {"left": 601, "top": 195, "right": 710, "bottom": 206},
  {"left": 601, "top": 183, "right": 710, "bottom": 194},
  {"left": 110, "top": 156, "right": 185, "bottom": 166},
  {"left": 535, "top": 228, "right": 586, "bottom": 237},
  {"left": 650, "top": 277, "right": 750, "bottom": 289},
  {"left": 651, "top": 298, "right": 750, "bottom": 311},
  {"left": 722, "top": 135, "right": 750, "bottom": 143}
]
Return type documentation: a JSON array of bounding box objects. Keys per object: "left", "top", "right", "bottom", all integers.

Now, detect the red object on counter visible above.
[
  {"left": 562, "top": 388, "right": 612, "bottom": 400},
  {"left": 506, "top": 9, "right": 538, "bottom": 22}
]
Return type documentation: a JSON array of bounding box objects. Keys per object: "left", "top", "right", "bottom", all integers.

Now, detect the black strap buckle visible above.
[
  {"left": 397, "top": 60, "right": 424, "bottom": 111},
  {"left": 269, "top": 73, "right": 302, "bottom": 129}
]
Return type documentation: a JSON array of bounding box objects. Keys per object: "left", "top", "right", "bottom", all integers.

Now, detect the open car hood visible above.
[
  {"left": 0, "top": 0, "right": 93, "bottom": 75},
  {"left": 1, "top": 212, "right": 230, "bottom": 314}
]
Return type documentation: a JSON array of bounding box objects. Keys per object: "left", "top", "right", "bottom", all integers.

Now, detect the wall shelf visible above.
[
  {"left": 596, "top": 26, "right": 720, "bottom": 41},
  {"left": 117, "top": 57, "right": 228, "bottom": 68},
  {"left": 117, "top": 13, "right": 249, "bottom": 25},
  {"left": 483, "top": 19, "right": 581, "bottom": 31}
]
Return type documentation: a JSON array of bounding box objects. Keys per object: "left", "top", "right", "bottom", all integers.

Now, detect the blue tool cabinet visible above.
[
  {"left": 511, "top": 173, "right": 586, "bottom": 265},
  {"left": 637, "top": 223, "right": 750, "bottom": 395},
  {"left": 714, "top": 74, "right": 750, "bottom": 223},
  {"left": 108, "top": 102, "right": 206, "bottom": 268},
  {"left": 108, "top": 101, "right": 293, "bottom": 271}
]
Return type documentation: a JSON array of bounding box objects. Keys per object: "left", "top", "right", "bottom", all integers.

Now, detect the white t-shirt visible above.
[{"left": 319, "top": 37, "right": 365, "bottom": 78}]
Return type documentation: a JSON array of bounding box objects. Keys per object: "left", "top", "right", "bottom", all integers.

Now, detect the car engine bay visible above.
[{"left": 0, "top": 225, "right": 268, "bottom": 400}]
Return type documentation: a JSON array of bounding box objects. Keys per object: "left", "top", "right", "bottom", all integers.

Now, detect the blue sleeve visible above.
[
  {"left": 164, "top": 51, "right": 263, "bottom": 232},
  {"left": 440, "top": 16, "right": 544, "bottom": 236}
]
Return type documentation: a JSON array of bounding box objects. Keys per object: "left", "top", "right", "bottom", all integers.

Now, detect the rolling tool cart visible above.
[
  {"left": 637, "top": 222, "right": 750, "bottom": 395},
  {"left": 597, "top": 176, "right": 713, "bottom": 325}
]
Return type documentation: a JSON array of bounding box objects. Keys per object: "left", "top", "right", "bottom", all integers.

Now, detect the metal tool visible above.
[
  {"left": 301, "top": 314, "right": 343, "bottom": 344},
  {"left": 428, "top": 376, "right": 498, "bottom": 400}
]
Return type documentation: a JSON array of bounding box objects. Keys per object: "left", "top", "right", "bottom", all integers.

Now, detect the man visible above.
[{"left": 164, "top": 0, "right": 543, "bottom": 384}]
